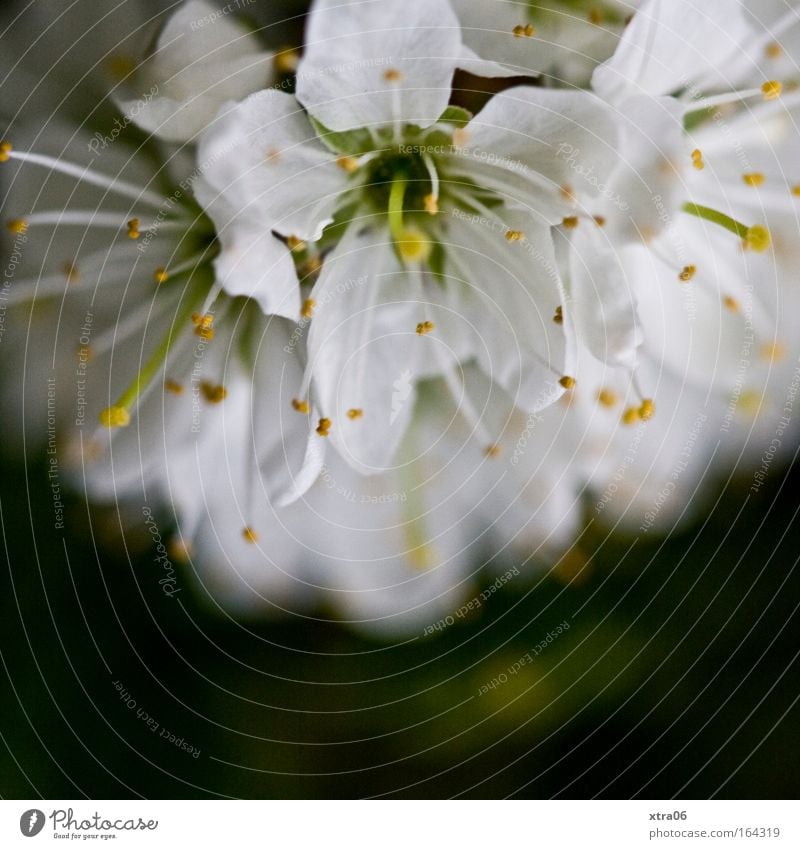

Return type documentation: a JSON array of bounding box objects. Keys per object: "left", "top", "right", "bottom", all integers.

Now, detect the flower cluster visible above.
[{"left": 2, "top": 0, "right": 799, "bottom": 633}]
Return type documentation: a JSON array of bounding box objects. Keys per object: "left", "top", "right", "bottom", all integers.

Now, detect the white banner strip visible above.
[{"left": 2, "top": 800, "right": 798, "bottom": 848}]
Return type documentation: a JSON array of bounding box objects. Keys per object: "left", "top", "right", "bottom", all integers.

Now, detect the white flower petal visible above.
[
  {"left": 296, "top": 0, "right": 463, "bottom": 132},
  {"left": 306, "top": 229, "right": 425, "bottom": 474},
  {"left": 444, "top": 208, "right": 572, "bottom": 413},
  {"left": 196, "top": 89, "right": 348, "bottom": 241},
  {"left": 564, "top": 221, "right": 641, "bottom": 369},
  {"left": 458, "top": 87, "right": 618, "bottom": 222},
  {"left": 592, "top": 0, "right": 752, "bottom": 102},
  {"left": 116, "top": 0, "right": 274, "bottom": 142}
]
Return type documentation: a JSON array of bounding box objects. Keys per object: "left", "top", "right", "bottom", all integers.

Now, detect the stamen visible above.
[
  {"left": 553, "top": 305, "right": 564, "bottom": 325},
  {"left": 154, "top": 267, "right": 169, "bottom": 284},
  {"left": 422, "top": 152, "right": 440, "bottom": 214},
  {"left": 762, "top": 80, "right": 782, "bottom": 100},
  {"left": 593, "top": 215, "right": 606, "bottom": 227},
  {"left": 562, "top": 216, "right": 579, "bottom": 229},
  {"left": 485, "top": 443, "right": 502, "bottom": 458},
  {"left": 316, "top": 417, "right": 332, "bottom": 437},
  {"left": 0, "top": 141, "right": 12, "bottom": 162},
  {"left": 301, "top": 298, "right": 316, "bottom": 319},
  {"left": 681, "top": 203, "right": 771, "bottom": 252},
  {"left": 200, "top": 382, "right": 227, "bottom": 404},
  {"left": 760, "top": 342, "right": 786, "bottom": 361},
  {"left": 287, "top": 235, "right": 306, "bottom": 253},
  {"left": 505, "top": 229, "right": 525, "bottom": 242},
  {"left": 743, "top": 172, "right": 766, "bottom": 187},
  {"left": 691, "top": 148, "right": 705, "bottom": 170},
  {"left": 346, "top": 408, "right": 363, "bottom": 420},
  {"left": 127, "top": 218, "right": 140, "bottom": 239},
  {"left": 336, "top": 155, "right": 360, "bottom": 173},
  {"left": 512, "top": 23, "right": 535, "bottom": 37},
  {"left": 383, "top": 69, "right": 403, "bottom": 83},
  {"left": 766, "top": 41, "right": 783, "bottom": 59},
  {"left": 638, "top": 398, "right": 655, "bottom": 420},
  {"left": 62, "top": 261, "right": 80, "bottom": 283},
  {"left": 274, "top": 48, "right": 300, "bottom": 74},
  {"left": 416, "top": 321, "right": 435, "bottom": 335},
  {"left": 679, "top": 264, "right": 696, "bottom": 282},
  {"left": 597, "top": 388, "right": 618, "bottom": 408},
  {"left": 4, "top": 149, "right": 164, "bottom": 207},
  {"left": 559, "top": 376, "right": 576, "bottom": 390},
  {"left": 621, "top": 406, "right": 640, "bottom": 425},
  {"left": 292, "top": 398, "right": 310, "bottom": 414},
  {"left": 97, "top": 296, "right": 196, "bottom": 426},
  {"left": 99, "top": 406, "right": 130, "bottom": 428},
  {"left": 192, "top": 312, "right": 215, "bottom": 341},
  {"left": 165, "top": 379, "right": 183, "bottom": 394},
  {"left": 242, "top": 526, "right": 260, "bottom": 544},
  {"left": 723, "top": 295, "right": 739, "bottom": 312},
  {"left": 7, "top": 218, "right": 28, "bottom": 234}
]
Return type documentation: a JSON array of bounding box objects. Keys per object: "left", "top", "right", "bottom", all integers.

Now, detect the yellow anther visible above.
[
  {"left": 562, "top": 216, "right": 579, "bottom": 229},
  {"left": 126, "top": 218, "right": 140, "bottom": 239},
  {"left": 597, "top": 388, "right": 618, "bottom": 408},
  {"left": 154, "top": 266, "right": 169, "bottom": 284},
  {"left": 77, "top": 345, "right": 93, "bottom": 361},
  {"left": 242, "top": 526, "right": 259, "bottom": 544},
  {"left": 200, "top": 381, "right": 227, "bottom": 404},
  {"left": 316, "top": 417, "right": 332, "bottom": 437},
  {"left": 588, "top": 7, "right": 602, "bottom": 24},
  {"left": 743, "top": 172, "right": 766, "bottom": 187},
  {"left": 762, "top": 80, "right": 782, "bottom": 100},
  {"left": 723, "top": 295, "right": 739, "bottom": 312},
  {"left": 593, "top": 215, "right": 606, "bottom": 227},
  {"left": 744, "top": 225, "right": 771, "bottom": 253},
  {"left": 274, "top": 48, "right": 300, "bottom": 75},
  {"left": 397, "top": 227, "right": 431, "bottom": 263},
  {"left": 622, "top": 406, "right": 640, "bottom": 425},
  {"left": 164, "top": 379, "right": 183, "bottom": 395},
  {"left": 553, "top": 305, "right": 564, "bottom": 325},
  {"left": 292, "top": 398, "right": 310, "bottom": 414},
  {"left": 638, "top": 398, "right": 655, "bottom": 421},
  {"left": 766, "top": 41, "right": 783, "bottom": 59},
  {"left": 760, "top": 342, "right": 786, "bottom": 362},
  {"left": 346, "top": 408, "right": 363, "bottom": 420},
  {"left": 424, "top": 193, "right": 439, "bottom": 215},
  {"left": 300, "top": 255, "right": 323, "bottom": 279},
  {"left": 452, "top": 128, "right": 469, "bottom": 147},
  {"left": 505, "top": 229, "right": 525, "bottom": 242},
  {"left": 560, "top": 184, "right": 576, "bottom": 202},
  {"left": 679, "top": 264, "right": 696, "bottom": 282},
  {"left": 301, "top": 298, "right": 316, "bottom": 319},
  {"left": 7, "top": 218, "right": 28, "bottom": 235},
  {"left": 0, "top": 141, "right": 11, "bottom": 163},
  {"left": 416, "top": 320, "right": 435, "bottom": 335},
  {"left": 192, "top": 312, "right": 215, "bottom": 341},
  {"left": 512, "top": 23, "right": 535, "bottom": 37},
  {"left": 739, "top": 389, "right": 762, "bottom": 416},
  {"left": 62, "top": 261, "right": 80, "bottom": 283},
  {"left": 559, "top": 375, "right": 576, "bottom": 390},
  {"left": 383, "top": 68, "right": 403, "bottom": 83},
  {"left": 287, "top": 235, "right": 306, "bottom": 253},
  {"left": 792, "top": 185, "right": 800, "bottom": 197},
  {"left": 691, "top": 148, "right": 705, "bottom": 170},
  {"left": 485, "top": 443, "right": 502, "bottom": 458},
  {"left": 167, "top": 537, "right": 193, "bottom": 563},
  {"left": 99, "top": 405, "right": 130, "bottom": 428},
  {"left": 336, "top": 155, "right": 360, "bottom": 173}
]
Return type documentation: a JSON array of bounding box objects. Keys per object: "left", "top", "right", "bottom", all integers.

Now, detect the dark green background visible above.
[{"left": 1, "top": 452, "right": 798, "bottom": 798}]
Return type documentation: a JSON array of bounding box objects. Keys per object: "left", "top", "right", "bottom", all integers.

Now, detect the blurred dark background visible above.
[
  {"left": 2, "top": 0, "right": 799, "bottom": 800},
  {"left": 1, "top": 451, "right": 798, "bottom": 799}
]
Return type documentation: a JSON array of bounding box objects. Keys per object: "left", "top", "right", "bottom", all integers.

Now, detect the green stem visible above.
[
  {"left": 115, "top": 289, "right": 204, "bottom": 411},
  {"left": 681, "top": 202, "right": 749, "bottom": 239}
]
